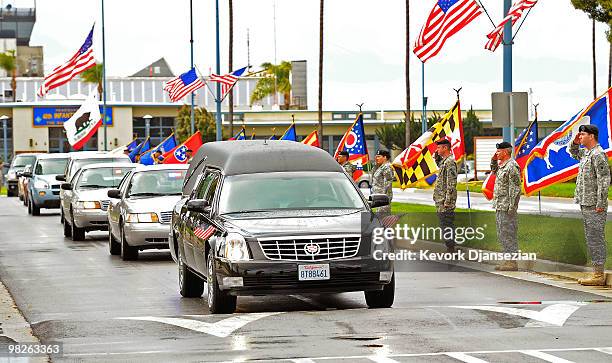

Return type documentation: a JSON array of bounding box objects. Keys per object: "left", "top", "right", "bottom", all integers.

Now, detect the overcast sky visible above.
[{"left": 14, "top": 0, "right": 612, "bottom": 120}]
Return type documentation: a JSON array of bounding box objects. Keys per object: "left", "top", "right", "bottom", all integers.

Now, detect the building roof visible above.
[
  {"left": 183, "top": 140, "right": 343, "bottom": 194},
  {"left": 130, "top": 58, "right": 175, "bottom": 78}
]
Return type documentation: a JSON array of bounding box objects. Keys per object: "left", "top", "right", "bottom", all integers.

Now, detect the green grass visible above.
[
  {"left": 0, "top": 186, "right": 5, "bottom": 196},
  {"left": 391, "top": 202, "right": 612, "bottom": 269}
]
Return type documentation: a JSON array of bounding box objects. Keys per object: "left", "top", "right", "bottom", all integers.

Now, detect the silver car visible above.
[
  {"left": 107, "top": 164, "right": 188, "bottom": 260},
  {"left": 61, "top": 163, "right": 136, "bottom": 241},
  {"left": 58, "top": 152, "right": 130, "bottom": 226}
]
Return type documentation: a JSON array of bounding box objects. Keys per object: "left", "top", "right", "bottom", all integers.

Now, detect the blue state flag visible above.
[
  {"left": 523, "top": 88, "right": 612, "bottom": 195},
  {"left": 129, "top": 137, "right": 150, "bottom": 162},
  {"left": 140, "top": 134, "right": 178, "bottom": 165},
  {"left": 126, "top": 138, "right": 139, "bottom": 151},
  {"left": 280, "top": 123, "right": 297, "bottom": 141}
]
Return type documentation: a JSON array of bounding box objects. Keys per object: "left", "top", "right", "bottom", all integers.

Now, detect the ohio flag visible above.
[
  {"left": 522, "top": 87, "right": 612, "bottom": 195},
  {"left": 334, "top": 114, "right": 369, "bottom": 181}
]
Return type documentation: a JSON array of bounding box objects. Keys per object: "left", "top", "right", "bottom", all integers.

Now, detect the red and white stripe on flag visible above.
[
  {"left": 194, "top": 225, "right": 216, "bottom": 240},
  {"left": 38, "top": 26, "right": 96, "bottom": 97},
  {"left": 485, "top": 0, "right": 538, "bottom": 52},
  {"left": 413, "top": 0, "right": 482, "bottom": 63},
  {"left": 209, "top": 73, "right": 239, "bottom": 100}
]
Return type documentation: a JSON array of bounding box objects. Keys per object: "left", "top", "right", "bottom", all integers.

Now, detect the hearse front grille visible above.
[{"left": 258, "top": 235, "right": 361, "bottom": 262}]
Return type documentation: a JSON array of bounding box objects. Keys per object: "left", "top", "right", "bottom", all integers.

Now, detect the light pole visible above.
[
  {"left": 189, "top": 0, "right": 195, "bottom": 135},
  {"left": 214, "top": 0, "right": 222, "bottom": 141},
  {"left": 101, "top": 0, "right": 108, "bottom": 151},
  {"left": 1, "top": 115, "right": 8, "bottom": 184},
  {"left": 143, "top": 114, "right": 153, "bottom": 139}
]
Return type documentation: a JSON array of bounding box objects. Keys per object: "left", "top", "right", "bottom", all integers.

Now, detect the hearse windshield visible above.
[{"left": 218, "top": 172, "right": 366, "bottom": 214}]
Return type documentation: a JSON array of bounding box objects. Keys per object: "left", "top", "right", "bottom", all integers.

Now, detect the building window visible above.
[
  {"left": 133, "top": 117, "right": 176, "bottom": 146},
  {"left": 0, "top": 118, "right": 13, "bottom": 162},
  {"left": 49, "top": 127, "right": 97, "bottom": 152}
]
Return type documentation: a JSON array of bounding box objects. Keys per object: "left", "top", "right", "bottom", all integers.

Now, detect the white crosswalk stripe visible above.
[
  {"left": 445, "top": 352, "right": 490, "bottom": 363},
  {"left": 520, "top": 350, "right": 575, "bottom": 362}
]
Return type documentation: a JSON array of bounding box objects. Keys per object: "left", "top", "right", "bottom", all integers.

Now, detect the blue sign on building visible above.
[{"left": 33, "top": 106, "right": 113, "bottom": 127}]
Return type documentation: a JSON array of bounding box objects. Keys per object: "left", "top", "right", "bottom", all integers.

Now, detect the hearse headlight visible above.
[
  {"left": 223, "top": 232, "right": 250, "bottom": 262},
  {"left": 78, "top": 201, "right": 101, "bottom": 209}
]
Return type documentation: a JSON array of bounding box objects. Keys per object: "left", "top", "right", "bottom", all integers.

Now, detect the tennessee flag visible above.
[
  {"left": 302, "top": 130, "right": 320, "bottom": 148},
  {"left": 163, "top": 131, "right": 203, "bottom": 164},
  {"left": 335, "top": 114, "right": 369, "bottom": 181}
]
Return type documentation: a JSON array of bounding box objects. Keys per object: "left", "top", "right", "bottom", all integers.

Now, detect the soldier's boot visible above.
[
  {"left": 578, "top": 265, "right": 607, "bottom": 286},
  {"left": 494, "top": 261, "right": 518, "bottom": 271}
]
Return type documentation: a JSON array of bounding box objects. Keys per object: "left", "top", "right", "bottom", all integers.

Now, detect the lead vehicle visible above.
[{"left": 171, "top": 141, "right": 394, "bottom": 314}]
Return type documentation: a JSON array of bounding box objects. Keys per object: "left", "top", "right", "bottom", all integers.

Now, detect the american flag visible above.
[
  {"left": 163, "top": 68, "right": 205, "bottom": 103},
  {"left": 209, "top": 67, "right": 247, "bottom": 101},
  {"left": 37, "top": 26, "right": 96, "bottom": 97},
  {"left": 485, "top": 0, "right": 538, "bottom": 52},
  {"left": 194, "top": 225, "right": 216, "bottom": 240},
  {"left": 414, "top": 0, "right": 482, "bottom": 63}
]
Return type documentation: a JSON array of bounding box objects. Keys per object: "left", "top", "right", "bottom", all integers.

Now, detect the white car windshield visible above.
[
  {"left": 218, "top": 172, "right": 365, "bottom": 214},
  {"left": 35, "top": 159, "right": 68, "bottom": 175},
  {"left": 11, "top": 155, "right": 36, "bottom": 168},
  {"left": 128, "top": 170, "right": 187, "bottom": 197},
  {"left": 76, "top": 167, "right": 134, "bottom": 189}
]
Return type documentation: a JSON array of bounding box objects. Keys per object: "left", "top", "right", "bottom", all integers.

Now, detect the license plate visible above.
[{"left": 298, "top": 264, "right": 330, "bottom": 281}]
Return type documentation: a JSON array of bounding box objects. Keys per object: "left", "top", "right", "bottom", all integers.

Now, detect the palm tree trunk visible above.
[
  {"left": 228, "top": 0, "right": 234, "bottom": 136},
  {"left": 405, "top": 0, "right": 411, "bottom": 148},
  {"left": 11, "top": 68, "right": 16, "bottom": 102},
  {"left": 593, "top": 18, "right": 597, "bottom": 99},
  {"left": 318, "top": 0, "right": 324, "bottom": 148}
]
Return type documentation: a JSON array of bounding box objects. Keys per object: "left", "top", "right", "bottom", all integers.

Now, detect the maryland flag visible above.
[
  {"left": 302, "top": 130, "right": 320, "bottom": 148},
  {"left": 393, "top": 100, "right": 465, "bottom": 189}
]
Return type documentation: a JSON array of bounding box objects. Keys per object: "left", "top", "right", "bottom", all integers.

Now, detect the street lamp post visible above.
[
  {"left": 1, "top": 115, "right": 8, "bottom": 184},
  {"left": 143, "top": 115, "right": 153, "bottom": 139}
]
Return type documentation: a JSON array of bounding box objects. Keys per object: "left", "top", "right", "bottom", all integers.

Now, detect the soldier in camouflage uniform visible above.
[
  {"left": 491, "top": 141, "right": 522, "bottom": 271},
  {"left": 371, "top": 150, "right": 395, "bottom": 214},
  {"left": 336, "top": 150, "right": 356, "bottom": 178},
  {"left": 569, "top": 124, "right": 610, "bottom": 286},
  {"left": 433, "top": 139, "right": 458, "bottom": 252}
]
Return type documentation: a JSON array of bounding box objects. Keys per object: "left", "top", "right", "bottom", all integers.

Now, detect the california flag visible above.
[{"left": 64, "top": 92, "right": 103, "bottom": 150}]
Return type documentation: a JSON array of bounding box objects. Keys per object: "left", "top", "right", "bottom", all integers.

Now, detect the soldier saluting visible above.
[
  {"left": 433, "top": 139, "right": 458, "bottom": 253},
  {"left": 491, "top": 141, "right": 522, "bottom": 271},
  {"left": 570, "top": 124, "right": 610, "bottom": 286},
  {"left": 371, "top": 150, "right": 395, "bottom": 214}
]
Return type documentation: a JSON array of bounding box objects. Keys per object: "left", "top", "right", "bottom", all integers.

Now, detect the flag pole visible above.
[
  {"left": 421, "top": 62, "right": 427, "bottom": 134},
  {"left": 455, "top": 87, "right": 471, "bottom": 210},
  {"left": 101, "top": 0, "right": 108, "bottom": 151},
  {"left": 189, "top": 0, "right": 195, "bottom": 135},
  {"left": 214, "top": 0, "right": 222, "bottom": 141}
]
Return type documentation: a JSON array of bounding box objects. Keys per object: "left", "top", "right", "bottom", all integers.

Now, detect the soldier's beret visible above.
[
  {"left": 496, "top": 141, "right": 513, "bottom": 149},
  {"left": 376, "top": 150, "right": 391, "bottom": 158},
  {"left": 338, "top": 150, "right": 349, "bottom": 157},
  {"left": 436, "top": 139, "right": 451, "bottom": 146},
  {"left": 579, "top": 124, "right": 599, "bottom": 138}
]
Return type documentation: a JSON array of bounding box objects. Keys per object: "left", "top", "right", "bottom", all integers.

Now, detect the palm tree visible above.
[
  {"left": 405, "top": 0, "right": 411, "bottom": 148},
  {"left": 80, "top": 63, "right": 103, "bottom": 98},
  {"left": 318, "top": 0, "right": 325, "bottom": 147},
  {"left": 0, "top": 50, "right": 16, "bottom": 102},
  {"left": 228, "top": 0, "right": 235, "bottom": 136},
  {"left": 250, "top": 61, "right": 292, "bottom": 109}
]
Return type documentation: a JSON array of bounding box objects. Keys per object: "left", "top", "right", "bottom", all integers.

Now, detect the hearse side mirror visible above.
[
  {"left": 56, "top": 175, "right": 66, "bottom": 182},
  {"left": 107, "top": 189, "right": 121, "bottom": 199},
  {"left": 186, "top": 199, "right": 210, "bottom": 213},
  {"left": 369, "top": 194, "right": 390, "bottom": 209},
  {"left": 60, "top": 183, "right": 72, "bottom": 191}
]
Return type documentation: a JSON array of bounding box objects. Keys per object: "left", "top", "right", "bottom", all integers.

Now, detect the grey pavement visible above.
[{"left": 0, "top": 197, "right": 612, "bottom": 362}]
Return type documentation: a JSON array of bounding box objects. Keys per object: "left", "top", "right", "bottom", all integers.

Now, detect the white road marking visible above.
[
  {"left": 368, "top": 356, "right": 401, "bottom": 363},
  {"left": 447, "top": 303, "right": 587, "bottom": 327},
  {"left": 520, "top": 350, "right": 575, "bottom": 362},
  {"left": 117, "top": 312, "right": 281, "bottom": 338},
  {"left": 291, "top": 359, "right": 317, "bottom": 363},
  {"left": 596, "top": 348, "right": 612, "bottom": 355},
  {"left": 445, "top": 352, "right": 490, "bottom": 363}
]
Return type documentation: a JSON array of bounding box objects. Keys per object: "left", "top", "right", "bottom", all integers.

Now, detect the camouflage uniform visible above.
[
  {"left": 433, "top": 155, "right": 458, "bottom": 248},
  {"left": 371, "top": 161, "right": 395, "bottom": 213},
  {"left": 569, "top": 142, "right": 610, "bottom": 267},
  {"left": 491, "top": 158, "right": 521, "bottom": 254},
  {"left": 341, "top": 162, "right": 356, "bottom": 178}
]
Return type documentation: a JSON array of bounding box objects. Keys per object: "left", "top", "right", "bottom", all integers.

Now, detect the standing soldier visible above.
[
  {"left": 152, "top": 150, "right": 165, "bottom": 165},
  {"left": 336, "top": 151, "right": 356, "bottom": 178},
  {"left": 491, "top": 142, "right": 522, "bottom": 271},
  {"left": 433, "top": 139, "right": 458, "bottom": 253},
  {"left": 570, "top": 124, "right": 610, "bottom": 286},
  {"left": 371, "top": 150, "right": 395, "bottom": 214}
]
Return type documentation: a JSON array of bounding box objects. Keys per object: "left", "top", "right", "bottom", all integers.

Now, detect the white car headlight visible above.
[
  {"left": 223, "top": 232, "right": 250, "bottom": 262},
  {"left": 126, "top": 213, "right": 159, "bottom": 223},
  {"left": 33, "top": 179, "right": 49, "bottom": 189},
  {"left": 78, "top": 201, "right": 101, "bottom": 209},
  {"left": 8, "top": 172, "right": 16, "bottom": 180}
]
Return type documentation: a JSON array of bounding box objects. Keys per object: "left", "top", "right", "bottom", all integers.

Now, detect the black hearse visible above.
[{"left": 170, "top": 140, "right": 394, "bottom": 313}]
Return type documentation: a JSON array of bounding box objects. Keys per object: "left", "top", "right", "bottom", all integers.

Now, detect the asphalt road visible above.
[{"left": 1, "top": 196, "right": 612, "bottom": 362}]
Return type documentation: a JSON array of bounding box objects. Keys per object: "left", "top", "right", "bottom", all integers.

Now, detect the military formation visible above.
[{"left": 336, "top": 126, "right": 609, "bottom": 284}]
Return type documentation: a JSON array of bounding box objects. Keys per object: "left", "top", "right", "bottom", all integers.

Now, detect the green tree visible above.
[
  {"left": 175, "top": 105, "right": 216, "bottom": 143},
  {"left": 375, "top": 113, "right": 438, "bottom": 151},
  {"left": 250, "top": 61, "right": 292, "bottom": 109},
  {"left": 462, "top": 107, "right": 482, "bottom": 155},
  {"left": 80, "top": 63, "right": 103, "bottom": 98},
  {"left": 0, "top": 50, "right": 16, "bottom": 102}
]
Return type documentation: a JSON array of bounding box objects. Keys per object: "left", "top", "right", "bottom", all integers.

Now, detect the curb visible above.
[{"left": 395, "top": 239, "right": 612, "bottom": 287}]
